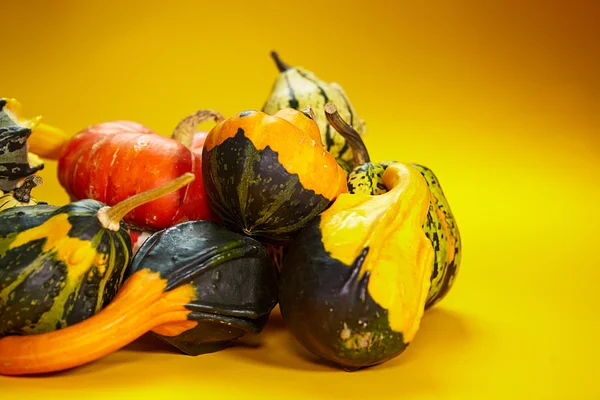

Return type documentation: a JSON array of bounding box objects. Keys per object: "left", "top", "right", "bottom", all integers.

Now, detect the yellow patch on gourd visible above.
[
  {"left": 9, "top": 213, "right": 104, "bottom": 281},
  {"left": 204, "top": 110, "right": 348, "bottom": 201},
  {"left": 9, "top": 213, "right": 109, "bottom": 331},
  {"left": 319, "top": 163, "right": 435, "bottom": 342}
]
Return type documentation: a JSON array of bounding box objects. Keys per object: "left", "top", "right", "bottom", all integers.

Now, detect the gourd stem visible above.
[
  {"left": 270, "top": 51, "right": 291, "bottom": 72},
  {"left": 97, "top": 173, "right": 195, "bottom": 231},
  {"left": 324, "top": 103, "right": 371, "bottom": 165},
  {"left": 0, "top": 269, "right": 196, "bottom": 376},
  {"left": 302, "top": 105, "right": 316, "bottom": 120},
  {"left": 171, "top": 110, "right": 225, "bottom": 149},
  {"left": 13, "top": 175, "right": 42, "bottom": 203}
]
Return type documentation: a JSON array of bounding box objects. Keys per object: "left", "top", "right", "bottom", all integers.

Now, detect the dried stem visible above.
[
  {"left": 302, "top": 106, "right": 316, "bottom": 120},
  {"left": 13, "top": 175, "right": 42, "bottom": 203},
  {"left": 97, "top": 173, "right": 195, "bottom": 231},
  {"left": 270, "top": 51, "right": 291, "bottom": 72},
  {"left": 324, "top": 103, "right": 370, "bottom": 165},
  {"left": 172, "top": 110, "right": 225, "bottom": 149}
]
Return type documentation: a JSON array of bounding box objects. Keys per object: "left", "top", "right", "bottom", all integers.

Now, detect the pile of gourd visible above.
[{"left": 0, "top": 53, "right": 461, "bottom": 375}]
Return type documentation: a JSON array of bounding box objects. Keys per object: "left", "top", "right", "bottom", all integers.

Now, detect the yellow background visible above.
[{"left": 1, "top": 0, "right": 599, "bottom": 398}]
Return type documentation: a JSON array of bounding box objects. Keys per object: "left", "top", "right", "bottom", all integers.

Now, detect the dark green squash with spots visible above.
[
  {"left": 202, "top": 107, "right": 348, "bottom": 245},
  {"left": 125, "top": 220, "right": 279, "bottom": 356},
  {"left": 279, "top": 162, "right": 436, "bottom": 370},
  {"left": 0, "top": 173, "right": 195, "bottom": 337}
]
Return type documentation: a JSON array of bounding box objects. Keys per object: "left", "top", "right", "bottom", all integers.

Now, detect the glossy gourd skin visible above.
[
  {"left": 0, "top": 200, "right": 131, "bottom": 336},
  {"left": 202, "top": 108, "right": 347, "bottom": 245},
  {"left": 127, "top": 221, "right": 279, "bottom": 355},
  {"left": 348, "top": 162, "right": 462, "bottom": 308},
  {"left": 262, "top": 52, "right": 366, "bottom": 173},
  {"left": 58, "top": 112, "right": 221, "bottom": 231},
  {"left": 279, "top": 163, "right": 436, "bottom": 369}
]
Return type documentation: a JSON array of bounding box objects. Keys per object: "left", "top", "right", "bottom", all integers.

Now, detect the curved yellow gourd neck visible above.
[{"left": 319, "top": 163, "right": 435, "bottom": 341}]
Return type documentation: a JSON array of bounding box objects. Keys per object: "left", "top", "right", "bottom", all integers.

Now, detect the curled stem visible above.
[
  {"left": 172, "top": 110, "right": 225, "bottom": 149},
  {"left": 324, "top": 103, "right": 370, "bottom": 165}
]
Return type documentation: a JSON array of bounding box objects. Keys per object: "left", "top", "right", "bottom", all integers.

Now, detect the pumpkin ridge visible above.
[
  {"left": 185, "top": 299, "right": 275, "bottom": 320},
  {"left": 412, "top": 164, "right": 461, "bottom": 307},
  {"left": 246, "top": 156, "right": 298, "bottom": 231},
  {"left": 128, "top": 224, "right": 262, "bottom": 292},
  {"left": 237, "top": 128, "right": 260, "bottom": 231},
  {"left": 205, "top": 111, "right": 346, "bottom": 200},
  {"left": 185, "top": 311, "right": 267, "bottom": 334},
  {"left": 165, "top": 241, "right": 262, "bottom": 292}
]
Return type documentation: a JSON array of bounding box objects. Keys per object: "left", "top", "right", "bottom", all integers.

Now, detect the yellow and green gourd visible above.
[
  {"left": 347, "top": 160, "right": 461, "bottom": 308},
  {"left": 278, "top": 104, "right": 462, "bottom": 370},
  {"left": 262, "top": 52, "right": 366, "bottom": 173},
  {"left": 0, "top": 173, "right": 194, "bottom": 337},
  {"left": 0, "top": 205, "right": 280, "bottom": 377}
]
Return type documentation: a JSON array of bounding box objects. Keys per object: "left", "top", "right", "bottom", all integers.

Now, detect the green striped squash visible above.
[
  {"left": 262, "top": 52, "right": 366, "bottom": 173},
  {"left": 0, "top": 200, "right": 131, "bottom": 336},
  {"left": 0, "top": 173, "right": 195, "bottom": 337}
]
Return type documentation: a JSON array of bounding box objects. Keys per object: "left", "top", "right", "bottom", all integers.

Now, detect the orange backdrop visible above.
[{"left": 1, "top": 0, "right": 599, "bottom": 398}]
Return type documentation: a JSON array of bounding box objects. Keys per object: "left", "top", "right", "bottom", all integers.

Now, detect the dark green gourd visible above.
[{"left": 126, "top": 220, "right": 280, "bottom": 355}]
